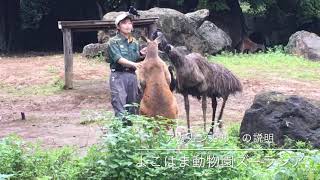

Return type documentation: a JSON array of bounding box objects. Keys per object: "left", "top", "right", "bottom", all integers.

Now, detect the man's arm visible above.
[{"left": 118, "top": 57, "right": 140, "bottom": 69}]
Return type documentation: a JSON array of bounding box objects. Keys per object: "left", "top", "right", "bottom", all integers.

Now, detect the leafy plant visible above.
[
  {"left": 0, "top": 135, "right": 80, "bottom": 179},
  {"left": 1, "top": 115, "right": 320, "bottom": 179}
]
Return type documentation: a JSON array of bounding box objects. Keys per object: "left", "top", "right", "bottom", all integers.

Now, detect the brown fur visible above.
[
  {"left": 136, "top": 38, "right": 178, "bottom": 120},
  {"left": 238, "top": 37, "right": 265, "bottom": 53}
]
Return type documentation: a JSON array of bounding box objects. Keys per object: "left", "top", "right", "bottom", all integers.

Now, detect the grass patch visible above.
[
  {"left": 80, "top": 110, "right": 114, "bottom": 125},
  {"left": 0, "top": 76, "right": 64, "bottom": 96},
  {"left": 209, "top": 49, "right": 320, "bottom": 82},
  {"left": 0, "top": 62, "right": 64, "bottom": 96},
  {"left": 47, "top": 65, "right": 60, "bottom": 74},
  {"left": 79, "top": 52, "right": 107, "bottom": 67}
]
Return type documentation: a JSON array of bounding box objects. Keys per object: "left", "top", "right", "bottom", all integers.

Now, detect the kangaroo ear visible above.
[
  {"left": 140, "top": 36, "right": 151, "bottom": 43},
  {"left": 154, "top": 36, "right": 161, "bottom": 44}
]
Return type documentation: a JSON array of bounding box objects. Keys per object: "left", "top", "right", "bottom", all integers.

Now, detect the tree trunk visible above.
[
  {"left": 0, "top": 0, "right": 19, "bottom": 53},
  {"left": 135, "top": 0, "right": 152, "bottom": 10},
  {"left": 182, "top": 0, "right": 199, "bottom": 12},
  {"left": 210, "top": 0, "right": 248, "bottom": 49},
  {"left": 0, "top": 0, "right": 8, "bottom": 52},
  {"left": 225, "top": 0, "right": 248, "bottom": 38},
  {"left": 96, "top": 1, "right": 105, "bottom": 19}
]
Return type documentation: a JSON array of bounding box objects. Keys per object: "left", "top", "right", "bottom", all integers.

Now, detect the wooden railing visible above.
[{"left": 58, "top": 18, "right": 159, "bottom": 89}]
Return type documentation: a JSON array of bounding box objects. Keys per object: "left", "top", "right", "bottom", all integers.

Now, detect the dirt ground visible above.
[{"left": 0, "top": 53, "right": 319, "bottom": 149}]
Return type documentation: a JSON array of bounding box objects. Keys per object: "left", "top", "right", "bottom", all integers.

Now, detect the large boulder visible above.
[
  {"left": 82, "top": 43, "right": 108, "bottom": 59},
  {"left": 240, "top": 91, "right": 320, "bottom": 147},
  {"left": 286, "top": 31, "right": 320, "bottom": 61},
  {"left": 185, "top": 9, "right": 209, "bottom": 27},
  {"left": 197, "top": 21, "right": 232, "bottom": 54},
  {"left": 98, "top": 8, "right": 231, "bottom": 55}
]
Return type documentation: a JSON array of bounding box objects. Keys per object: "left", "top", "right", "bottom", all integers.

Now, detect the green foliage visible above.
[
  {"left": 1, "top": 116, "right": 320, "bottom": 179},
  {"left": 240, "top": 1, "right": 268, "bottom": 15},
  {"left": 176, "top": 0, "right": 185, "bottom": 7},
  {"left": 98, "top": 0, "right": 122, "bottom": 11},
  {"left": 94, "top": 51, "right": 106, "bottom": 62},
  {"left": 78, "top": 116, "right": 247, "bottom": 179},
  {"left": 244, "top": 0, "right": 275, "bottom": 9},
  {"left": 282, "top": 136, "right": 314, "bottom": 149},
  {"left": 242, "top": 0, "right": 319, "bottom": 25},
  {"left": 0, "top": 135, "right": 80, "bottom": 179},
  {"left": 20, "top": 0, "right": 53, "bottom": 29},
  {"left": 76, "top": 116, "right": 320, "bottom": 179},
  {"left": 297, "top": 0, "right": 320, "bottom": 25},
  {"left": 197, "top": 0, "right": 230, "bottom": 11}
]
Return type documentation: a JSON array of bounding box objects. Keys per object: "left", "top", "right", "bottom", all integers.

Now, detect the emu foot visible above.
[
  {"left": 208, "top": 128, "right": 214, "bottom": 136},
  {"left": 218, "top": 120, "right": 223, "bottom": 128}
]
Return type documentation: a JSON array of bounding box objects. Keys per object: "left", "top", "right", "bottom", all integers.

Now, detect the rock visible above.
[
  {"left": 286, "top": 31, "right": 320, "bottom": 61},
  {"left": 82, "top": 43, "right": 108, "bottom": 59},
  {"left": 197, "top": 21, "right": 232, "bottom": 54},
  {"left": 240, "top": 91, "right": 320, "bottom": 147},
  {"left": 185, "top": 9, "right": 209, "bottom": 27},
  {"left": 98, "top": 8, "right": 231, "bottom": 55}
]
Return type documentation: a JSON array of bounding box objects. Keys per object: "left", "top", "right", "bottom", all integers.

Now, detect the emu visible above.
[
  {"left": 136, "top": 36, "right": 178, "bottom": 120},
  {"left": 153, "top": 31, "right": 242, "bottom": 134}
]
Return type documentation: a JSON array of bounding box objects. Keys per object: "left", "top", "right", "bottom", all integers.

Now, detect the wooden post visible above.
[{"left": 62, "top": 28, "right": 73, "bottom": 89}]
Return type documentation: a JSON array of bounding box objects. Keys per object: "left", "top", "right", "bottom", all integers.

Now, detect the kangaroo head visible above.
[{"left": 140, "top": 36, "right": 161, "bottom": 58}]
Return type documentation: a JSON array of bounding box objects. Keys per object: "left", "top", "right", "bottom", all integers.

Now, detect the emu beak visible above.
[{"left": 164, "top": 44, "right": 173, "bottom": 53}]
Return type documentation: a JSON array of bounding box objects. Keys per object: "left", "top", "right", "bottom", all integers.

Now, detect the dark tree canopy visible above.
[{"left": 0, "top": 0, "right": 319, "bottom": 53}]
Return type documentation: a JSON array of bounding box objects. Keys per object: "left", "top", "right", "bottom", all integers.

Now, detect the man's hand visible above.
[
  {"left": 140, "top": 47, "right": 147, "bottom": 56},
  {"left": 133, "top": 62, "right": 143, "bottom": 69}
]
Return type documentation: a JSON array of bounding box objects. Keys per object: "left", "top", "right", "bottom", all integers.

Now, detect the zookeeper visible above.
[{"left": 107, "top": 12, "right": 147, "bottom": 125}]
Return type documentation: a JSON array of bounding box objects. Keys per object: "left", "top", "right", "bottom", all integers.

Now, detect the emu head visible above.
[
  {"left": 140, "top": 36, "right": 161, "bottom": 58},
  {"left": 151, "top": 30, "right": 184, "bottom": 67},
  {"left": 151, "top": 30, "right": 170, "bottom": 53},
  {"left": 151, "top": 29, "right": 168, "bottom": 51},
  {"left": 152, "top": 30, "right": 178, "bottom": 57}
]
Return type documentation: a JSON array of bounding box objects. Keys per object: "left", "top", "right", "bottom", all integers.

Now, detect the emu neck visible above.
[{"left": 169, "top": 50, "right": 184, "bottom": 68}]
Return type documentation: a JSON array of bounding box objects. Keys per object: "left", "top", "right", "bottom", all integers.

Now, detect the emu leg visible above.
[
  {"left": 208, "top": 97, "right": 217, "bottom": 135},
  {"left": 202, "top": 95, "right": 207, "bottom": 131},
  {"left": 217, "top": 96, "right": 228, "bottom": 128},
  {"left": 183, "top": 94, "right": 191, "bottom": 135},
  {"left": 172, "top": 126, "right": 176, "bottom": 137}
]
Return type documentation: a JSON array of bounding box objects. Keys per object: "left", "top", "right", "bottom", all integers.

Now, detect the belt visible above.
[{"left": 111, "top": 68, "right": 135, "bottom": 73}]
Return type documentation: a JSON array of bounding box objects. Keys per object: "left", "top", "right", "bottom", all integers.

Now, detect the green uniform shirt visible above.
[{"left": 107, "top": 33, "right": 141, "bottom": 69}]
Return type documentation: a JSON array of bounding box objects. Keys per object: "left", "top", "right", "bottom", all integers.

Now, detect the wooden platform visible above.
[{"left": 58, "top": 18, "right": 159, "bottom": 89}]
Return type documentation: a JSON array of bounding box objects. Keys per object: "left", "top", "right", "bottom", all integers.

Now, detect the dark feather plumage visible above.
[
  {"left": 168, "top": 65, "right": 177, "bottom": 92},
  {"left": 128, "top": 6, "right": 140, "bottom": 17}
]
